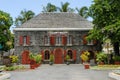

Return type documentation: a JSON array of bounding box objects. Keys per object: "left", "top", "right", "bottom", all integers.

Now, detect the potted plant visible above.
[
  {"left": 49, "top": 54, "right": 54, "bottom": 65},
  {"left": 34, "top": 54, "right": 42, "bottom": 67},
  {"left": 65, "top": 55, "right": 70, "bottom": 65},
  {"left": 113, "top": 55, "right": 120, "bottom": 65},
  {"left": 80, "top": 51, "right": 90, "bottom": 69},
  {"left": 29, "top": 53, "right": 36, "bottom": 69}
]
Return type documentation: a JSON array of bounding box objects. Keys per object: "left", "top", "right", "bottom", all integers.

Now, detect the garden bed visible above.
[
  {"left": 90, "top": 65, "right": 120, "bottom": 70},
  {"left": 0, "top": 65, "right": 29, "bottom": 71}
]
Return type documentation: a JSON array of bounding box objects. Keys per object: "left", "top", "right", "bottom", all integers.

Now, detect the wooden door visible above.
[
  {"left": 21, "top": 50, "right": 30, "bottom": 64},
  {"left": 54, "top": 48, "right": 63, "bottom": 64}
]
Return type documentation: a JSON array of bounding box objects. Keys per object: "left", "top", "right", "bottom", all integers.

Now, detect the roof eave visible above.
[{"left": 13, "top": 28, "right": 93, "bottom": 31}]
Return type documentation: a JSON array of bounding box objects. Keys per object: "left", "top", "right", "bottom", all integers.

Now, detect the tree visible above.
[
  {"left": 87, "top": 0, "right": 120, "bottom": 55},
  {"left": 57, "top": 2, "right": 74, "bottom": 12},
  {"left": 0, "top": 10, "right": 13, "bottom": 51},
  {"left": 76, "top": 6, "right": 89, "bottom": 19},
  {"left": 15, "top": 10, "right": 35, "bottom": 26},
  {"left": 42, "top": 3, "right": 57, "bottom": 12}
]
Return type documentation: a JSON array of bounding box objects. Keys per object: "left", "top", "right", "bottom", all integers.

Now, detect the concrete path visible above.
[{"left": 9, "top": 64, "right": 113, "bottom": 80}]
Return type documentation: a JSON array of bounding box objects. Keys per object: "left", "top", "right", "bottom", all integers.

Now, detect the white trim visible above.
[{"left": 13, "top": 28, "right": 92, "bottom": 31}]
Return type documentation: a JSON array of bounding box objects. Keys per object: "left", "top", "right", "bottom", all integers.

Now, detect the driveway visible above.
[{"left": 9, "top": 64, "right": 113, "bottom": 80}]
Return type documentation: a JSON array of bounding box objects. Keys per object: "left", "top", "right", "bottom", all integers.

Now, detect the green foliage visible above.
[
  {"left": 66, "top": 55, "right": 70, "bottom": 61},
  {"left": 113, "top": 55, "right": 120, "bottom": 61},
  {"left": 0, "top": 10, "right": 13, "bottom": 51},
  {"left": 58, "top": 2, "right": 74, "bottom": 12},
  {"left": 29, "top": 53, "right": 35, "bottom": 60},
  {"left": 76, "top": 6, "right": 89, "bottom": 19},
  {"left": 85, "top": 0, "right": 120, "bottom": 55},
  {"left": 15, "top": 9, "right": 35, "bottom": 26},
  {"left": 29, "top": 53, "right": 42, "bottom": 63},
  {"left": 42, "top": 3, "right": 57, "bottom": 12},
  {"left": 96, "top": 52, "right": 107, "bottom": 63},
  {"left": 50, "top": 54, "right": 54, "bottom": 62},
  {"left": 0, "top": 65, "right": 26, "bottom": 71},
  {"left": 42, "top": 2, "right": 74, "bottom": 12},
  {"left": 34, "top": 54, "right": 42, "bottom": 63}
]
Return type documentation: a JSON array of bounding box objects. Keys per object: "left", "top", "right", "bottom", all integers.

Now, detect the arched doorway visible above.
[
  {"left": 44, "top": 50, "right": 50, "bottom": 60},
  {"left": 21, "top": 50, "right": 30, "bottom": 64},
  {"left": 67, "top": 50, "right": 73, "bottom": 59},
  {"left": 54, "top": 48, "right": 63, "bottom": 64},
  {"left": 88, "top": 51, "right": 95, "bottom": 60}
]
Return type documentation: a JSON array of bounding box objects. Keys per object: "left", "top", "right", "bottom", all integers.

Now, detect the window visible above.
[
  {"left": 56, "top": 36, "right": 61, "bottom": 45},
  {"left": 23, "top": 36, "right": 27, "bottom": 45},
  {"left": 19, "top": 35, "right": 30, "bottom": 46},
  {"left": 67, "top": 35, "right": 72, "bottom": 45},
  {"left": 44, "top": 35, "right": 50, "bottom": 45}
]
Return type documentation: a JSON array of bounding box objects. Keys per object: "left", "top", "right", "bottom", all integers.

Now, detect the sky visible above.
[{"left": 0, "top": 0, "right": 93, "bottom": 32}]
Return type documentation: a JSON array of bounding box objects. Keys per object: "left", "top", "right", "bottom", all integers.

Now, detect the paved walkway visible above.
[{"left": 9, "top": 64, "right": 113, "bottom": 80}]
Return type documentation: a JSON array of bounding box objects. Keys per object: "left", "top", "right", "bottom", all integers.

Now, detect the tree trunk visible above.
[{"left": 113, "top": 42, "right": 119, "bottom": 56}]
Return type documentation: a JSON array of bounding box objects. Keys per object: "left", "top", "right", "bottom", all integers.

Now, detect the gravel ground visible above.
[{"left": 8, "top": 64, "right": 114, "bottom": 80}]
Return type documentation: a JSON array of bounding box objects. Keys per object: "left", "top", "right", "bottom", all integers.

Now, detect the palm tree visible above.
[
  {"left": 42, "top": 3, "right": 57, "bottom": 12},
  {"left": 76, "top": 6, "right": 89, "bottom": 19},
  {"left": 15, "top": 10, "right": 35, "bottom": 26},
  {"left": 57, "top": 2, "right": 74, "bottom": 12}
]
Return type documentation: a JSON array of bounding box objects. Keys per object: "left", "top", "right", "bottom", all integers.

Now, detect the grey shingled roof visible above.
[{"left": 16, "top": 12, "right": 93, "bottom": 28}]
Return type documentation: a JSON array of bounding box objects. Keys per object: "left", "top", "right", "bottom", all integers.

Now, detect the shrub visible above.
[
  {"left": 113, "top": 55, "right": 120, "bottom": 62},
  {"left": 96, "top": 52, "right": 107, "bottom": 63}
]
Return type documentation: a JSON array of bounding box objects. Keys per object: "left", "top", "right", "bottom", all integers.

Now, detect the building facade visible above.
[{"left": 14, "top": 13, "right": 101, "bottom": 64}]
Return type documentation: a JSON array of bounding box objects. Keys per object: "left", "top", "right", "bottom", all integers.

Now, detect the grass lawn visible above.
[{"left": 90, "top": 65, "right": 120, "bottom": 70}]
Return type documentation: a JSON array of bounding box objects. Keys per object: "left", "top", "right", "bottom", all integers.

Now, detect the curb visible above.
[
  {"left": 0, "top": 72, "right": 11, "bottom": 80},
  {"left": 109, "top": 72, "right": 120, "bottom": 80}
]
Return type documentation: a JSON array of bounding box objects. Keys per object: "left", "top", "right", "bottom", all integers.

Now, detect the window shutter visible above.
[
  {"left": 62, "top": 35, "right": 67, "bottom": 45},
  {"left": 26, "top": 36, "right": 30, "bottom": 45},
  {"left": 73, "top": 50, "right": 77, "bottom": 61},
  {"left": 41, "top": 50, "right": 44, "bottom": 60},
  {"left": 64, "top": 50, "right": 67, "bottom": 60},
  {"left": 50, "top": 35, "right": 56, "bottom": 45},
  {"left": 82, "top": 35, "right": 87, "bottom": 45},
  {"left": 19, "top": 36, "right": 23, "bottom": 45}
]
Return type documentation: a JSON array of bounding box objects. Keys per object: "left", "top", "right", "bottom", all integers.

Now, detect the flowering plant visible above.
[
  {"left": 80, "top": 51, "right": 90, "bottom": 62},
  {"left": 9, "top": 55, "right": 18, "bottom": 63}
]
